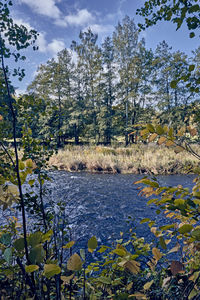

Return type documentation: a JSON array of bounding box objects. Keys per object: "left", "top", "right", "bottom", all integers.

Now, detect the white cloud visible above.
[
  {"left": 47, "top": 39, "right": 65, "bottom": 55},
  {"left": 36, "top": 32, "right": 47, "bottom": 52},
  {"left": 36, "top": 33, "right": 65, "bottom": 56},
  {"left": 20, "top": 0, "right": 61, "bottom": 19},
  {"left": 83, "top": 24, "right": 114, "bottom": 35},
  {"left": 64, "top": 9, "right": 95, "bottom": 27},
  {"left": 20, "top": 0, "right": 95, "bottom": 29}
]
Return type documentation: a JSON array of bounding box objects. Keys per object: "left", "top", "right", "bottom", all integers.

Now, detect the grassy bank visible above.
[{"left": 49, "top": 144, "right": 200, "bottom": 174}]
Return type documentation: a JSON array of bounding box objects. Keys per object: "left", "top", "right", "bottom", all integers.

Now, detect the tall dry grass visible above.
[{"left": 49, "top": 144, "right": 200, "bottom": 174}]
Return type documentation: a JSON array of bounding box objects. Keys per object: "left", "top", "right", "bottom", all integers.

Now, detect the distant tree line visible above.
[{"left": 19, "top": 16, "right": 200, "bottom": 146}]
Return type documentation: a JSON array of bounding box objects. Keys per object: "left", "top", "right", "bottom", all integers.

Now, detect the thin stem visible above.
[
  {"left": 0, "top": 140, "right": 16, "bottom": 168},
  {"left": 0, "top": 35, "right": 29, "bottom": 264}
]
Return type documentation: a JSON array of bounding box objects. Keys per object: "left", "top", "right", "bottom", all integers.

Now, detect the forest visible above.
[
  {"left": 0, "top": 0, "right": 200, "bottom": 299},
  {"left": 17, "top": 16, "right": 200, "bottom": 147}
]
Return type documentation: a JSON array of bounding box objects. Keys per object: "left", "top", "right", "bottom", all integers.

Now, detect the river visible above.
[{"left": 43, "top": 172, "right": 196, "bottom": 249}]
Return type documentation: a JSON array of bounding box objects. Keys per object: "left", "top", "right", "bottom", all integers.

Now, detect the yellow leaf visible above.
[
  {"left": 126, "top": 282, "right": 133, "bottom": 291},
  {"left": 165, "top": 140, "right": 174, "bottom": 147},
  {"left": 168, "top": 244, "right": 180, "bottom": 254},
  {"left": 63, "top": 241, "right": 75, "bottom": 249},
  {"left": 26, "top": 159, "right": 33, "bottom": 168},
  {"left": 174, "top": 146, "right": 184, "bottom": 153},
  {"left": 149, "top": 133, "right": 158, "bottom": 142},
  {"left": 188, "top": 127, "right": 197, "bottom": 137},
  {"left": 129, "top": 293, "right": 147, "bottom": 299},
  {"left": 124, "top": 260, "right": 140, "bottom": 274},
  {"left": 163, "top": 125, "right": 168, "bottom": 133},
  {"left": 43, "top": 264, "right": 61, "bottom": 278},
  {"left": 25, "top": 265, "right": 39, "bottom": 273},
  {"left": 140, "top": 128, "right": 149, "bottom": 136},
  {"left": 152, "top": 247, "right": 162, "bottom": 261},
  {"left": 158, "top": 136, "right": 166, "bottom": 145},
  {"left": 143, "top": 280, "right": 154, "bottom": 290},
  {"left": 61, "top": 274, "right": 74, "bottom": 284},
  {"left": 67, "top": 253, "right": 82, "bottom": 271},
  {"left": 177, "top": 129, "right": 184, "bottom": 137},
  {"left": 140, "top": 187, "right": 154, "bottom": 197}
]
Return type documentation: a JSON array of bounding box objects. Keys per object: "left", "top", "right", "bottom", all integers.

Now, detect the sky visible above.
[{"left": 8, "top": 0, "right": 200, "bottom": 93}]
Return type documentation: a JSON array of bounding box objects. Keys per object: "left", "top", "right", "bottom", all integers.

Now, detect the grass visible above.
[{"left": 49, "top": 144, "right": 200, "bottom": 174}]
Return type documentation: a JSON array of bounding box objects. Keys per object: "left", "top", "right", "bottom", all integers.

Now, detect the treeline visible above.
[{"left": 23, "top": 16, "right": 200, "bottom": 146}]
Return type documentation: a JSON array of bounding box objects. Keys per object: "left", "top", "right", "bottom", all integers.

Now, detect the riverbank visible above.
[{"left": 49, "top": 144, "right": 200, "bottom": 175}]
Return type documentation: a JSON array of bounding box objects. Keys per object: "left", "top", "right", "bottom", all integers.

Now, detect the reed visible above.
[{"left": 49, "top": 144, "right": 200, "bottom": 174}]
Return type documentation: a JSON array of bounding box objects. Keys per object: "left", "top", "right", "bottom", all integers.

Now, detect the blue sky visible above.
[{"left": 10, "top": 0, "right": 200, "bottom": 93}]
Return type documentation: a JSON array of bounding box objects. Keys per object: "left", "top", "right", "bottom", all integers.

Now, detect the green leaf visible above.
[
  {"left": 96, "top": 277, "right": 112, "bottom": 285},
  {"left": 0, "top": 233, "right": 11, "bottom": 246},
  {"left": 160, "top": 224, "right": 175, "bottom": 231},
  {"left": 67, "top": 253, "right": 82, "bottom": 271},
  {"left": 188, "top": 288, "right": 198, "bottom": 299},
  {"left": 112, "top": 249, "right": 127, "bottom": 256},
  {"left": 28, "top": 179, "right": 35, "bottom": 186},
  {"left": 42, "top": 230, "right": 53, "bottom": 242},
  {"left": 168, "top": 128, "right": 173, "bottom": 138},
  {"left": 4, "top": 248, "right": 12, "bottom": 264},
  {"left": 98, "top": 246, "right": 110, "bottom": 253},
  {"left": 189, "top": 64, "right": 195, "bottom": 72},
  {"left": 14, "top": 238, "right": 25, "bottom": 252},
  {"left": 25, "top": 265, "right": 39, "bottom": 273},
  {"left": 170, "top": 80, "right": 177, "bottom": 89},
  {"left": 147, "top": 124, "right": 155, "bottom": 133},
  {"left": 159, "top": 237, "right": 167, "bottom": 250},
  {"left": 174, "top": 199, "right": 185, "bottom": 207},
  {"left": 19, "top": 161, "right": 25, "bottom": 170},
  {"left": 44, "top": 264, "right": 61, "bottom": 278},
  {"left": 155, "top": 125, "right": 164, "bottom": 135},
  {"left": 178, "top": 224, "right": 193, "bottom": 234},
  {"left": 191, "top": 229, "right": 200, "bottom": 241},
  {"left": 29, "top": 244, "right": 45, "bottom": 264},
  {"left": 140, "top": 218, "right": 151, "bottom": 224},
  {"left": 28, "top": 232, "right": 42, "bottom": 247},
  {"left": 88, "top": 236, "right": 98, "bottom": 253}
]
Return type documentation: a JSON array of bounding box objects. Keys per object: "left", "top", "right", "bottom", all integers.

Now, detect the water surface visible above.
[{"left": 46, "top": 172, "right": 195, "bottom": 247}]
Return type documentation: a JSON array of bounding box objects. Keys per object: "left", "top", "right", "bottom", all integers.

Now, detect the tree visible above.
[
  {"left": 137, "top": 0, "right": 200, "bottom": 38},
  {"left": 113, "top": 16, "right": 153, "bottom": 145},
  {"left": 100, "top": 36, "right": 116, "bottom": 144},
  {"left": 71, "top": 29, "right": 103, "bottom": 143},
  {"left": 28, "top": 49, "right": 75, "bottom": 146},
  {"left": 137, "top": 0, "right": 200, "bottom": 92},
  {"left": 0, "top": 0, "right": 39, "bottom": 297}
]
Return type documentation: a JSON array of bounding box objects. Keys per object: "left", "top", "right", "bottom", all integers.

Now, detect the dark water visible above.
[{"left": 45, "top": 172, "right": 196, "bottom": 248}]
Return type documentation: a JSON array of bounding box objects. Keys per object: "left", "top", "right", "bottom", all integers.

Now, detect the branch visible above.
[{"left": 0, "top": 140, "right": 16, "bottom": 169}]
